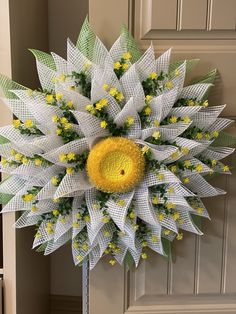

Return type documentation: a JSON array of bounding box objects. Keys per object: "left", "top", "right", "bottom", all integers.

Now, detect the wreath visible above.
[{"left": 0, "top": 18, "right": 234, "bottom": 269}]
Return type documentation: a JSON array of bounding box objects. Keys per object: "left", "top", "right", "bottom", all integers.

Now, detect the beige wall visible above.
[{"left": 48, "top": 0, "right": 88, "bottom": 297}]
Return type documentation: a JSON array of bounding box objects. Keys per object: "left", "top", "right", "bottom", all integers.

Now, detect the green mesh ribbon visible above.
[
  {"left": 212, "top": 131, "right": 236, "bottom": 147},
  {"left": 169, "top": 59, "right": 199, "bottom": 77},
  {"left": 29, "top": 49, "right": 56, "bottom": 71},
  {"left": 120, "top": 25, "right": 142, "bottom": 63},
  {"left": 0, "top": 192, "right": 14, "bottom": 205},
  {"left": 0, "top": 135, "right": 9, "bottom": 144},
  {"left": 76, "top": 17, "right": 96, "bottom": 61},
  {"left": 0, "top": 74, "right": 26, "bottom": 99}
]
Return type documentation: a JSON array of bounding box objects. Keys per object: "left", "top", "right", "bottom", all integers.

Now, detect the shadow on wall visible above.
[
  {"left": 48, "top": 0, "right": 89, "bottom": 58},
  {"left": 48, "top": 0, "right": 88, "bottom": 299}
]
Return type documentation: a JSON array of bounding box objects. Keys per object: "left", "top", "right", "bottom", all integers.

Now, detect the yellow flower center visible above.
[{"left": 86, "top": 137, "right": 145, "bottom": 193}]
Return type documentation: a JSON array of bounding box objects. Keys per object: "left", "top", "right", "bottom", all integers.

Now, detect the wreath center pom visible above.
[{"left": 86, "top": 137, "right": 145, "bottom": 193}]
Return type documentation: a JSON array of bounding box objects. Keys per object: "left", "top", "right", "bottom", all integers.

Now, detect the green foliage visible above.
[
  {"left": 123, "top": 250, "right": 135, "bottom": 269},
  {"left": 71, "top": 71, "right": 91, "bottom": 98}
]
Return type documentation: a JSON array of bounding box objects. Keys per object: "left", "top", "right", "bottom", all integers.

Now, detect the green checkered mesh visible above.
[
  {"left": 0, "top": 192, "right": 14, "bottom": 205},
  {"left": 169, "top": 59, "right": 200, "bottom": 76},
  {"left": 212, "top": 132, "right": 236, "bottom": 147},
  {"left": 76, "top": 17, "right": 96, "bottom": 60},
  {"left": 193, "top": 69, "right": 218, "bottom": 85},
  {"left": 0, "top": 74, "right": 26, "bottom": 99},
  {"left": 29, "top": 49, "right": 56, "bottom": 71},
  {"left": 0, "top": 135, "right": 9, "bottom": 144},
  {"left": 120, "top": 25, "right": 142, "bottom": 63}
]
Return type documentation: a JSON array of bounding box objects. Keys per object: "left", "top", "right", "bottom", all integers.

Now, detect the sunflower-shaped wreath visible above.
[{"left": 0, "top": 19, "right": 234, "bottom": 269}]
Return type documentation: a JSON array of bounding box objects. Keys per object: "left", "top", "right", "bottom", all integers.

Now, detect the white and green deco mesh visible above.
[{"left": 0, "top": 18, "right": 235, "bottom": 269}]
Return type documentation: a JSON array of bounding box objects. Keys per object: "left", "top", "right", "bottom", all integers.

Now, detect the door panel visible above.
[{"left": 89, "top": 0, "right": 236, "bottom": 313}]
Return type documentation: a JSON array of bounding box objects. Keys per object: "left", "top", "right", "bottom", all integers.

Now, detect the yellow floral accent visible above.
[
  {"left": 76, "top": 213, "right": 82, "bottom": 219},
  {"left": 84, "top": 216, "right": 90, "bottom": 222},
  {"left": 82, "top": 243, "right": 89, "bottom": 251},
  {"left": 141, "top": 252, "right": 148, "bottom": 259},
  {"left": 56, "top": 128, "right": 62, "bottom": 135},
  {"left": 157, "top": 173, "right": 164, "bottom": 180},
  {"left": 117, "top": 199, "right": 126, "bottom": 207},
  {"left": 184, "top": 160, "right": 191, "bottom": 168},
  {"left": 196, "top": 207, "right": 203, "bottom": 214},
  {"left": 144, "top": 106, "right": 151, "bottom": 115},
  {"left": 116, "top": 92, "right": 124, "bottom": 102},
  {"left": 76, "top": 255, "right": 83, "bottom": 262},
  {"left": 150, "top": 72, "right": 158, "bottom": 80},
  {"left": 141, "top": 146, "right": 150, "bottom": 155},
  {"left": 24, "top": 119, "right": 33, "bottom": 128},
  {"left": 109, "top": 87, "right": 118, "bottom": 96},
  {"left": 129, "top": 212, "right": 136, "bottom": 219},
  {"left": 171, "top": 151, "right": 179, "bottom": 159},
  {"left": 195, "top": 164, "right": 203, "bottom": 172},
  {"left": 109, "top": 259, "right": 117, "bottom": 266},
  {"left": 114, "top": 62, "right": 121, "bottom": 70},
  {"left": 83, "top": 62, "right": 91, "bottom": 70},
  {"left": 211, "top": 159, "right": 217, "bottom": 166},
  {"left": 181, "top": 147, "right": 190, "bottom": 155},
  {"left": 67, "top": 101, "right": 74, "bottom": 109},
  {"left": 53, "top": 210, "right": 60, "bottom": 217},
  {"left": 53, "top": 198, "right": 60, "bottom": 203},
  {"left": 203, "top": 100, "right": 209, "bottom": 107},
  {"left": 165, "top": 81, "right": 173, "bottom": 89},
  {"left": 187, "top": 99, "right": 195, "bottom": 106},
  {"left": 223, "top": 165, "right": 230, "bottom": 172},
  {"left": 164, "top": 229, "right": 171, "bottom": 235},
  {"left": 102, "top": 83, "right": 110, "bottom": 90},
  {"left": 51, "top": 176, "right": 59, "bottom": 186},
  {"left": 31, "top": 205, "right": 38, "bottom": 212},
  {"left": 22, "top": 157, "right": 29, "bottom": 165},
  {"left": 170, "top": 165, "right": 177, "bottom": 173},
  {"left": 59, "top": 153, "right": 67, "bottom": 162},
  {"left": 145, "top": 95, "right": 153, "bottom": 102},
  {"left": 151, "top": 235, "right": 158, "bottom": 243},
  {"left": 45, "top": 94, "right": 54, "bottom": 104},
  {"left": 172, "top": 212, "right": 180, "bottom": 221},
  {"left": 122, "top": 63, "right": 129, "bottom": 70},
  {"left": 152, "top": 131, "right": 161, "bottom": 140},
  {"left": 158, "top": 213, "right": 165, "bottom": 221},
  {"left": 1, "top": 158, "right": 7, "bottom": 165},
  {"left": 55, "top": 93, "right": 63, "bottom": 101},
  {"left": 169, "top": 115, "right": 177, "bottom": 123},
  {"left": 15, "top": 153, "right": 23, "bottom": 161},
  {"left": 52, "top": 115, "right": 59, "bottom": 123},
  {"left": 196, "top": 132, "right": 203, "bottom": 140},
  {"left": 64, "top": 123, "right": 72, "bottom": 130},
  {"left": 86, "top": 104, "right": 94, "bottom": 112},
  {"left": 96, "top": 98, "right": 108, "bottom": 110},
  {"left": 152, "top": 196, "right": 159, "bottom": 205},
  {"left": 213, "top": 131, "right": 219, "bottom": 138},
  {"left": 22, "top": 194, "right": 34, "bottom": 202},
  {"left": 58, "top": 74, "right": 66, "bottom": 82},
  {"left": 175, "top": 69, "right": 180, "bottom": 76},
  {"left": 86, "top": 137, "right": 145, "bottom": 193},
  {"left": 69, "top": 86, "right": 76, "bottom": 91},
  {"left": 168, "top": 187, "right": 175, "bottom": 194},
  {"left": 126, "top": 116, "right": 134, "bottom": 126},
  {"left": 60, "top": 117, "right": 68, "bottom": 124},
  {"left": 92, "top": 203, "right": 101, "bottom": 210},
  {"left": 10, "top": 149, "right": 17, "bottom": 156},
  {"left": 123, "top": 52, "right": 132, "bottom": 60},
  {"left": 72, "top": 222, "right": 80, "bottom": 228},
  {"left": 34, "top": 159, "right": 43, "bottom": 166},
  {"left": 166, "top": 202, "right": 176, "bottom": 210},
  {"left": 103, "top": 231, "right": 111, "bottom": 237},
  {"left": 176, "top": 233, "right": 183, "bottom": 240},
  {"left": 182, "top": 116, "right": 191, "bottom": 123},
  {"left": 102, "top": 216, "right": 110, "bottom": 223},
  {"left": 183, "top": 177, "right": 190, "bottom": 184},
  {"left": 13, "top": 119, "right": 21, "bottom": 128},
  {"left": 67, "top": 152, "right": 76, "bottom": 161},
  {"left": 153, "top": 120, "right": 159, "bottom": 127},
  {"left": 27, "top": 89, "right": 33, "bottom": 96},
  {"left": 100, "top": 121, "right": 108, "bottom": 129},
  {"left": 66, "top": 167, "right": 74, "bottom": 175}
]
